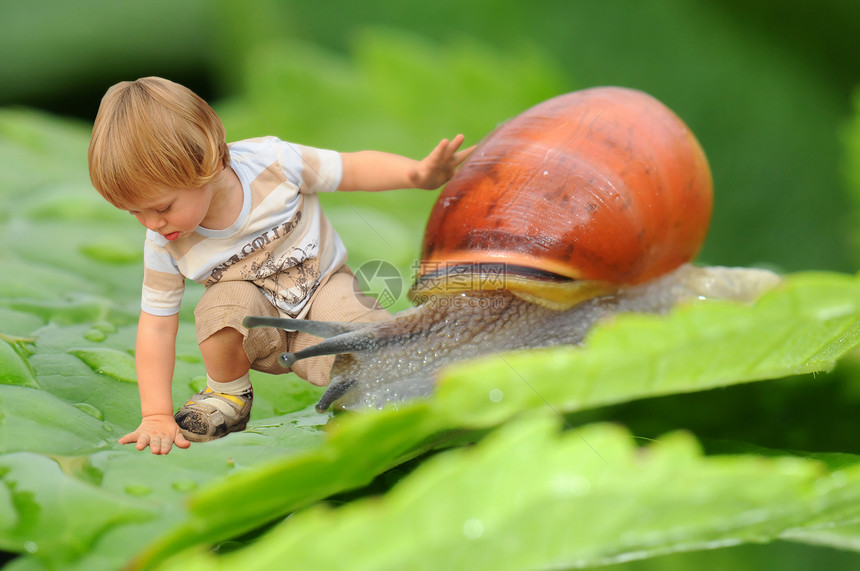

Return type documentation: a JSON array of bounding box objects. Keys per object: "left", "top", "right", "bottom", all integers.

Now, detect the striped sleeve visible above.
[
  {"left": 140, "top": 233, "right": 185, "bottom": 316},
  {"left": 293, "top": 144, "right": 342, "bottom": 194},
  {"left": 231, "top": 137, "right": 342, "bottom": 195}
]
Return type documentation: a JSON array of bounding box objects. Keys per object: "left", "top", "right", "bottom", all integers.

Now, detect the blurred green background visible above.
[
  {"left": 3, "top": 0, "right": 859, "bottom": 275},
  {"left": 2, "top": 0, "right": 860, "bottom": 568}
]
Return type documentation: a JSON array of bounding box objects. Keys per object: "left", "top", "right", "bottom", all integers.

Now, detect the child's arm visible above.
[
  {"left": 118, "top": 311, "right": 190, "bottom": 455},
  {"left": 338, "top": 134, "right": 474, "bottom": 192}
]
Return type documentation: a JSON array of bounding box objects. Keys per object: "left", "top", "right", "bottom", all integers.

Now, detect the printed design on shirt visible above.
[
  {"left": 204, "top": 211, "right": 303, "bottom": 286},
  {"left": 252, "top": 246, "right": 322, "bottom": 308}
]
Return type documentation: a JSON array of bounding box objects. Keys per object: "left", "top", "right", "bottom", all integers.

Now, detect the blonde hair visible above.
[{"left": 88, "top": 77, "right": 231, "bottom": 208}]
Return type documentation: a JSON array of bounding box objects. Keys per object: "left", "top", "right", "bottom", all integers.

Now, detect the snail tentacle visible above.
[
  {"left": 315, "top": 378, "right": 358, "bottom": 413},
  {"left": 277, "top": 329, "right": 384, "bottom": 368},
  {"left": 243, "top": 315, "right": 363, "bottom": 338}
]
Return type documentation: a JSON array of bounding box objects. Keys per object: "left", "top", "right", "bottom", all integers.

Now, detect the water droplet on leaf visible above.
[
  {"left": 69, "top": 348, "right": 137, "bottom": 383},
  {"left": 84, "top": 329, "right": 107, "bottom": 342},
  {"left": 172, "top": 480, "right": 199, "bottom": 492},
  {"left": 73, "top": 402, "right": 104, "bottom": 421}
]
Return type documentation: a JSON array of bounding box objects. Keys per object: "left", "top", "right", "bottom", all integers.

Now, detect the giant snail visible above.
[{"left": 244, "top": 87, "right": 779, "bottom": 411}]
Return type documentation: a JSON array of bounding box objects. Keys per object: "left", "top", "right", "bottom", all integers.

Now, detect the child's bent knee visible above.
[{"left": 195, "top": 281, "right": 276, "bottom": 343}]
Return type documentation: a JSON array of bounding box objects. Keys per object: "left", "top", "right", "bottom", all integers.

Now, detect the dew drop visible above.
[
  {"left": 24, "top": 541, "right": 37, "bottom": 553},
  {"left": 171, "top": 480, "right": 199, "bottom": 492},
  {"left": 73, "top": 402, "right": 104, "bottom": 421},
  {"left": 93, "top": 320, "right": 118, "bottom": 334},
  {"left": 488, "top": 389, "right": 504, "bottom": 403},
  {"left": 84, "top": 329, "right": 107, "bottom": 342},
  {"left": 69, "top": 348, "right": 137, "bottom": 383},
  {"left": 255, "top": 422, "right": 284, "bottom": 429}
]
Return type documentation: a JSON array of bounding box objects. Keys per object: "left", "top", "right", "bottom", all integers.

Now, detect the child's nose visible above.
[{"left": 144, "top": 214, "right": 166, "bottom": 230}]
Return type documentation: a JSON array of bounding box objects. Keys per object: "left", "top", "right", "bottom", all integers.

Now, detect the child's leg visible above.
[
  {"left": 175, "top": 269, "right": 391, "bottom": 440},
  {"left": 290, "top": 266, "right": 393, "bottom": 386},
  {"left": 199, "top": 326, "right": 251, "bottom": 382},
  {"left": 176, "top": 280, "right": 286, "bottom": 442}
]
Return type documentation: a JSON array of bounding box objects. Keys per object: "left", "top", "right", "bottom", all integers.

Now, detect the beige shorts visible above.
[{"left": 194, "top": 266, "right": 392, "bottom": 386}]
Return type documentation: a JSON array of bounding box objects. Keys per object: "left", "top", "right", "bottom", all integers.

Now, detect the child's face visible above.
[{"left": 125, "top": 185, "right": 214, "bottom": 241}]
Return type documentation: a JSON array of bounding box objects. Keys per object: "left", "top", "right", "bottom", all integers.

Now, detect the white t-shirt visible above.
[{"left": 141, "top": 136, "right": 347, "bottom": 318}]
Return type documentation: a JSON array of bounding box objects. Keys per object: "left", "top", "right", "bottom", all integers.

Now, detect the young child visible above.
[{"left": 87, "top": 77, "right": 472, "bottom": 455}]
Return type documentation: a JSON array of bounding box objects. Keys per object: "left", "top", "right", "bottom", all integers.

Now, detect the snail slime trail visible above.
[{"left": 244, "top": 87, "right": 781, "bottom": 412}]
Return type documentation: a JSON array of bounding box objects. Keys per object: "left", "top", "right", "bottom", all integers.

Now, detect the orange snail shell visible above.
[{"left": 411, "top": 86, "right": 713, "bottom": 306}]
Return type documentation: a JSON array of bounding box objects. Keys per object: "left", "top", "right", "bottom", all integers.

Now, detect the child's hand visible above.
[
  {"left": 119, "top": 414, "right": 191, "bottom": 455},
  {"left": 408, "top": 134, "right": 475, "bottom": 190}
]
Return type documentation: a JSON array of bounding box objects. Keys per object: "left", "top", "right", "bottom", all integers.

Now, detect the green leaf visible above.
[
  {"left": 129, "top": 404, "right": 445, "bottom": 569},
  {"left": 0, "top": 340, "right": 37, "bottom": 388},
  {"left": 129, "top": 270, "right": 860, "bottom": 569},
  {"left": 784, "top": 522, "right": 860, "bottom": 552},
  {"left": 436, "top": 272, "right": 860, "bottom": 427},
  {"left": 78, "top": 238, "right": 143, "bottom": 265},
  {"left": 0, "top": 307, "right": 43, "bottom": 339},
  {"left": 0, "top": 403, "right": 330, "bottom": 569},
  {"left": 0, "top": 260, "right": 102, "bottom": 301},
  {"left": 154, "top": 414, "right": 860, "bottom": 570},
  {"left": 68, "top": 347, "right": 138, "bottom": 384},
  {"left": 0, "top": 452, "right": 158, "bottom": 567},
  {"left": 0, "top": 385, "right": 118, "bottom": 455},
  {"left": 0, "top": 109, "right": 92, "bottom": 203}
]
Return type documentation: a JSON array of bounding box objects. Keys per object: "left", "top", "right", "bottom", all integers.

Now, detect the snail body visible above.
[{"left": 245, "top": 87, "right": 779, "bottom": 411}]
